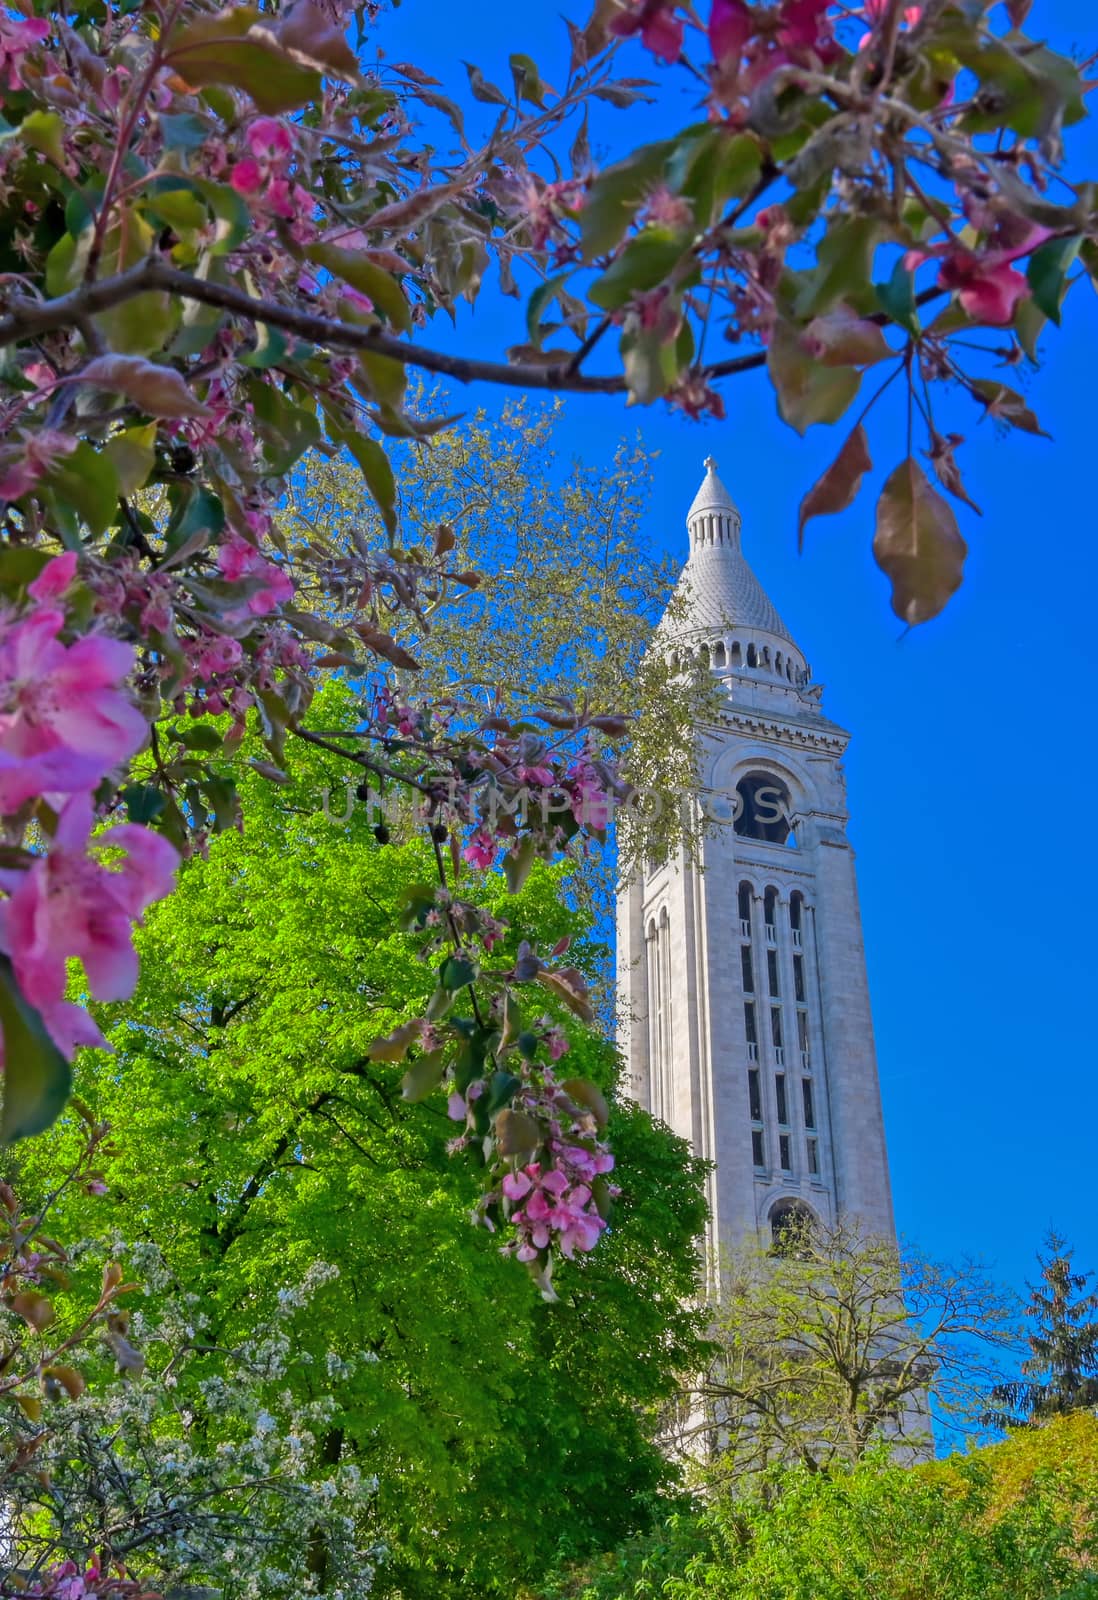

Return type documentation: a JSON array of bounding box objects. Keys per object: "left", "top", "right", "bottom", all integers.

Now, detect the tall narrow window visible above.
[
  {"left": 646, "top": 921, "right": 660, "bottom": 1117},
  {"left": 770, "top": 1008, "right": 782, "bottom": 1047},
  {"left": 748, "top": 1069, "right": 762, "bottom": 1121},
  {"left": 657, "top": 909, "right": 673, "bottom": 1120},
  {"left": 767, "top": 949, "right": 780, "bottom": 997},
  {"left": 744, "top": 1002, "right": 757, "bottom": 1044},
  {"left": 775, "top": 1075, "right": 788, "bottom": 1125},
  {"left": 793, "top": 954, "right": 806, "bottom": 1003},
  {"left": 807, "top": 1138, "right": 820, "bottom": 1175},
  {"left": 798, "top": 1010, "right": 810, "bottom": 1053},
  {"left": 741, "top": 944, "right": 754, "bottom": 993},
  {"left": 764, "top": 886, "right": 778, "bottom": 930},
  {"left": 752, "top": 1129, "right": 765, "bottom": 1167},
  {"left": 738, "top": 881, "right": 752, "bottom": 939},
  {"left": 802, "top": 1078, "right": 815, "bottom": 1129},
  {"left": 790, "top": 892, "right": 804, "bottom": 949},
  {"left": 779, "top": 1134, "right": 792, "bottom": 1171}
]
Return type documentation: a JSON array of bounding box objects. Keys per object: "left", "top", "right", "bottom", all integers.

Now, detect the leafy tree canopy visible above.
[{"left": 16, "top": 681, "right": 710, "bottom": 1599}]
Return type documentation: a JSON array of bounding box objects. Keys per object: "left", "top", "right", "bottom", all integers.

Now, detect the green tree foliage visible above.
[
  {"left": 283, "top": 396, "right": 715, "bottom": 907},
  {"left": 986, "top": 1232, "right": 1098, "bottom": 1428},
  {"left": 690, "top": 1220, "right": 1017, "bottom": 1479},
  {"left": 531, "top": 1416, "right": 1098, "bottom": 1600},
  {"left": 17, "top": 683, "right": 710, "bottom": 1600}
]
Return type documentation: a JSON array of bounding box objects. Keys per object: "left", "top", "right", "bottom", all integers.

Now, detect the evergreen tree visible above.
[{"left": 987, "top": 1232, "right": 1098, "bottom": 1427}]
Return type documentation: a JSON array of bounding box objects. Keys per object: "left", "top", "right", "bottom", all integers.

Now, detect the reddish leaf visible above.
[
  {"left": 11, "top": 1290, "right": 54, "bottom": 1331},
  {"left": 873, "top": 459, "right": 968, "bottom": 625},
  {"left": 353, "top": 623, "right": 421, "bottom": 671},
  {"left": 969, "top": 379, "right": 1050, "bottom": 438},
  {"left": 83, "top": 355, "right": 210, "bottom": 418},
  {"left": 800, "top": 308, "right": 893, "bottom": 369},
  {"left": 925, "top": 432, "right": 982, "bottom": 515},
  {"left": 495, "top": 1108, "right": 542, "bottom": 1158},
  {"left": 798, "top": 424, "right": 873, "bottom": 551}
]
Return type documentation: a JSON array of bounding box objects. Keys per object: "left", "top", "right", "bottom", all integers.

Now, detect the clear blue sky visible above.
[{"left": 375, "top": 1, "right": 1098, "bottom": 1298}]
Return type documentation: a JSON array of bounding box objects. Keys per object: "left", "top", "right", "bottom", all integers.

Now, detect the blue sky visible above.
[{"left": 374, "top": 1, "right": 1098, "bottom": 1298}]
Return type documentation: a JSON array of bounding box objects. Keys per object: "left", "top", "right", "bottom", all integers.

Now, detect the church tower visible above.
[{"left": 617, "top": 459, "right": 896, "bottom": 1264}]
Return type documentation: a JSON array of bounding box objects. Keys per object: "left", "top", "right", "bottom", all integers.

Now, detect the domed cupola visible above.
[{"left": 658, "top": 458, "right": 809, "bottom": 688}]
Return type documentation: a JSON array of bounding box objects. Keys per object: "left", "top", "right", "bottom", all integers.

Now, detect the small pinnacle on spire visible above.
[{"left": 704, "top": 455, "right": 717, "bottom": 473}]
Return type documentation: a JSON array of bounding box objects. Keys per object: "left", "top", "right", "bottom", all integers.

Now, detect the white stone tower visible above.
[{"left": 616, "top": 459, "right": 897, "bottom": 1264}]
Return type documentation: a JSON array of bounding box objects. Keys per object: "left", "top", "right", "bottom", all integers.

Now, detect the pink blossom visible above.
[
  {"left": 0, "top": 609, "right": 147, "bottom": 773},
  {"left": 547, "top": 1026, "right": 569, "bottom": 1061},
  {"left": 230, "top": 159, "right": 264, "bottom": 196},
  {"left": 216, "top": 536, "right": 294, "bottom": 616},
  {"left": 502, "top": 1169, "right": 533, "bottom": 1202},
  {"left": 246, "top": 117, "right": 293, "bottom": 161},
  {"left": 0, "top": 793, "right": 178, "bottom": 1010},
  {"left": 462, "top": 826, "right": 497, "bottom": 869},
  {"left": 0, "top": 429, "right": 77, "bottom": 502},
  {"left": 610, "top": 0, "right": 684, "bottom": 63},
  {"left": 709, "top": 0, "right": 751, "bottom": 63},
  {"left": 447, "top": 1091, "right": 467, "bottom": 1121},
  {"left": 0, "top": 14, "right": 49, "bottom": 92},
  {"left": 0, "top": 746, "right": 104, "bottom": 812},
  {"left": 28, "top": 552, "right": 78, "bottom": 602},
  {"left": 906, "top": 226, "right": 1051, "bottom": 327}
]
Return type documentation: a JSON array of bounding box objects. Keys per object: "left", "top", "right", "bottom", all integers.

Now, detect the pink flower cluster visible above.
[
  {"left": 905, "top": 224, "right": 1052, "bottom": 326},
  {"left": 0, "top": 554, "right": 177, "bottom": 1062},
  {"left": 0, "top": 13, "right": 49, "bottom": 93},
  {"left": 229, "top": 117, "right": 314, "bottom": 239},
  {"left": 502, "top": 1142, "right": 616, "bottom": 1261},
  {"left": 217, "top": 533, "right": 295, "bottom": 617}
]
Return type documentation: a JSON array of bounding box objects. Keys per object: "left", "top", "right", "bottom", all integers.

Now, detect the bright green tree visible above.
[{"left": 20, "top": 682, "right": 709, "bottom": 1600}]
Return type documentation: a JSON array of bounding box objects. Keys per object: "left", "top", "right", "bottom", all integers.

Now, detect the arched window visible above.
[
  {"left": 763, "top": 886, "right": 778, "bottom": 928},
  {"left": 699, "top": 643, "right": 710, "bottom": 669},
  {"left": 775, "top": 651, "right": 783, "bottom": 674},
  {"left": 734, "top": 774, "right": 792, "bottom": 844},
  {"left": 746, "top": 642, "right": 758, "bottom": 668},
  {"left": 761, "top": 645, "right": 771, "bottom": 668},
  {"left": 770, "top": 1199, "right": 815, "bottom": 1257},
  {"left": 713, "top": 641, "right": 727, "bottom": 668},
  {"left": 730, "top": 641, "right": 742, "bottom": 666},
  {"left": 738, "top": 881, "right": 753, "bottom": 928}
]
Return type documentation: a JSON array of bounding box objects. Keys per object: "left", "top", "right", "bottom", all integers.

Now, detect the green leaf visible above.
[
  {"left": 580, "top": 139, "right": 674, "bottom": 260},
  {"left": 1025, "top": 235, "right": 1080, "bottom": 326},
  {"left": 589, "top": 230, "right": 691, "bottom": 313},
  {"left": 158, "top": 112, "right": 213, "bottom": 150},
  {"left": 0, "top": 956, "right": 73, "bottom": 1143},
  {"left": 305, "top": 243, "right": 411, "bottom": 331},
  {"left": 195, "top": 179, "right": 252, "bottom": 255},
  {"left": 509, "top": 53, "right": 548, "bottom": 107},
  {"left": 676, "top": 129, "right": 763, "bottom": 229},
  {"left": 504, "top": 835, "right": 537, "bottom": 894},
  {"left": 767, "top": 321, "right": 861, "bottom": 435},
  {"left": 103, "top": 422, "right": 157, "bottom": 496},
  {"left": 165, "top": 486, "right": 225, "bottom": 559},
  {"left": 337, "top": 429, "right": 397, "bottom": 536},
  {"left": 142, "top": 176, "right": 210, "bottom": 233},
  {"left": 18, "top": 110, "right": 65, "bottom": 166},
  {"left": 239, "top": 322, "right": 289, "bottom": 369},
  {"left": 165, "top": 7, "right": 323, "bottom": 113},
  {"left": 401, "top": 1049, "right": 447, "bottom": 1103},
  {"left": 525, "top": 272, "right": 574, "bottom": 347},
  {"left": 120, "top": 782, "right": 168, "bottom": 825},
  {"left": 44, "top": 443, "right": 119, "bottom": 539},
  {"left": 620, "top": 323, "right": 681, "bottom": 405},
  {"left": 495, "top": 1107, "right": 542, "bottom": 1158},
  {"left": 248, "top": 381, "right": 321, "bottom": 474},
  {"left": 873, "top": 458, "right": 967, "bottom": 625},
  {"left": 440, "top": 954, "right": 479, "bottom": 991},
  {"left": 796, "top": 217, "right": 882, "bottom": 319}
]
